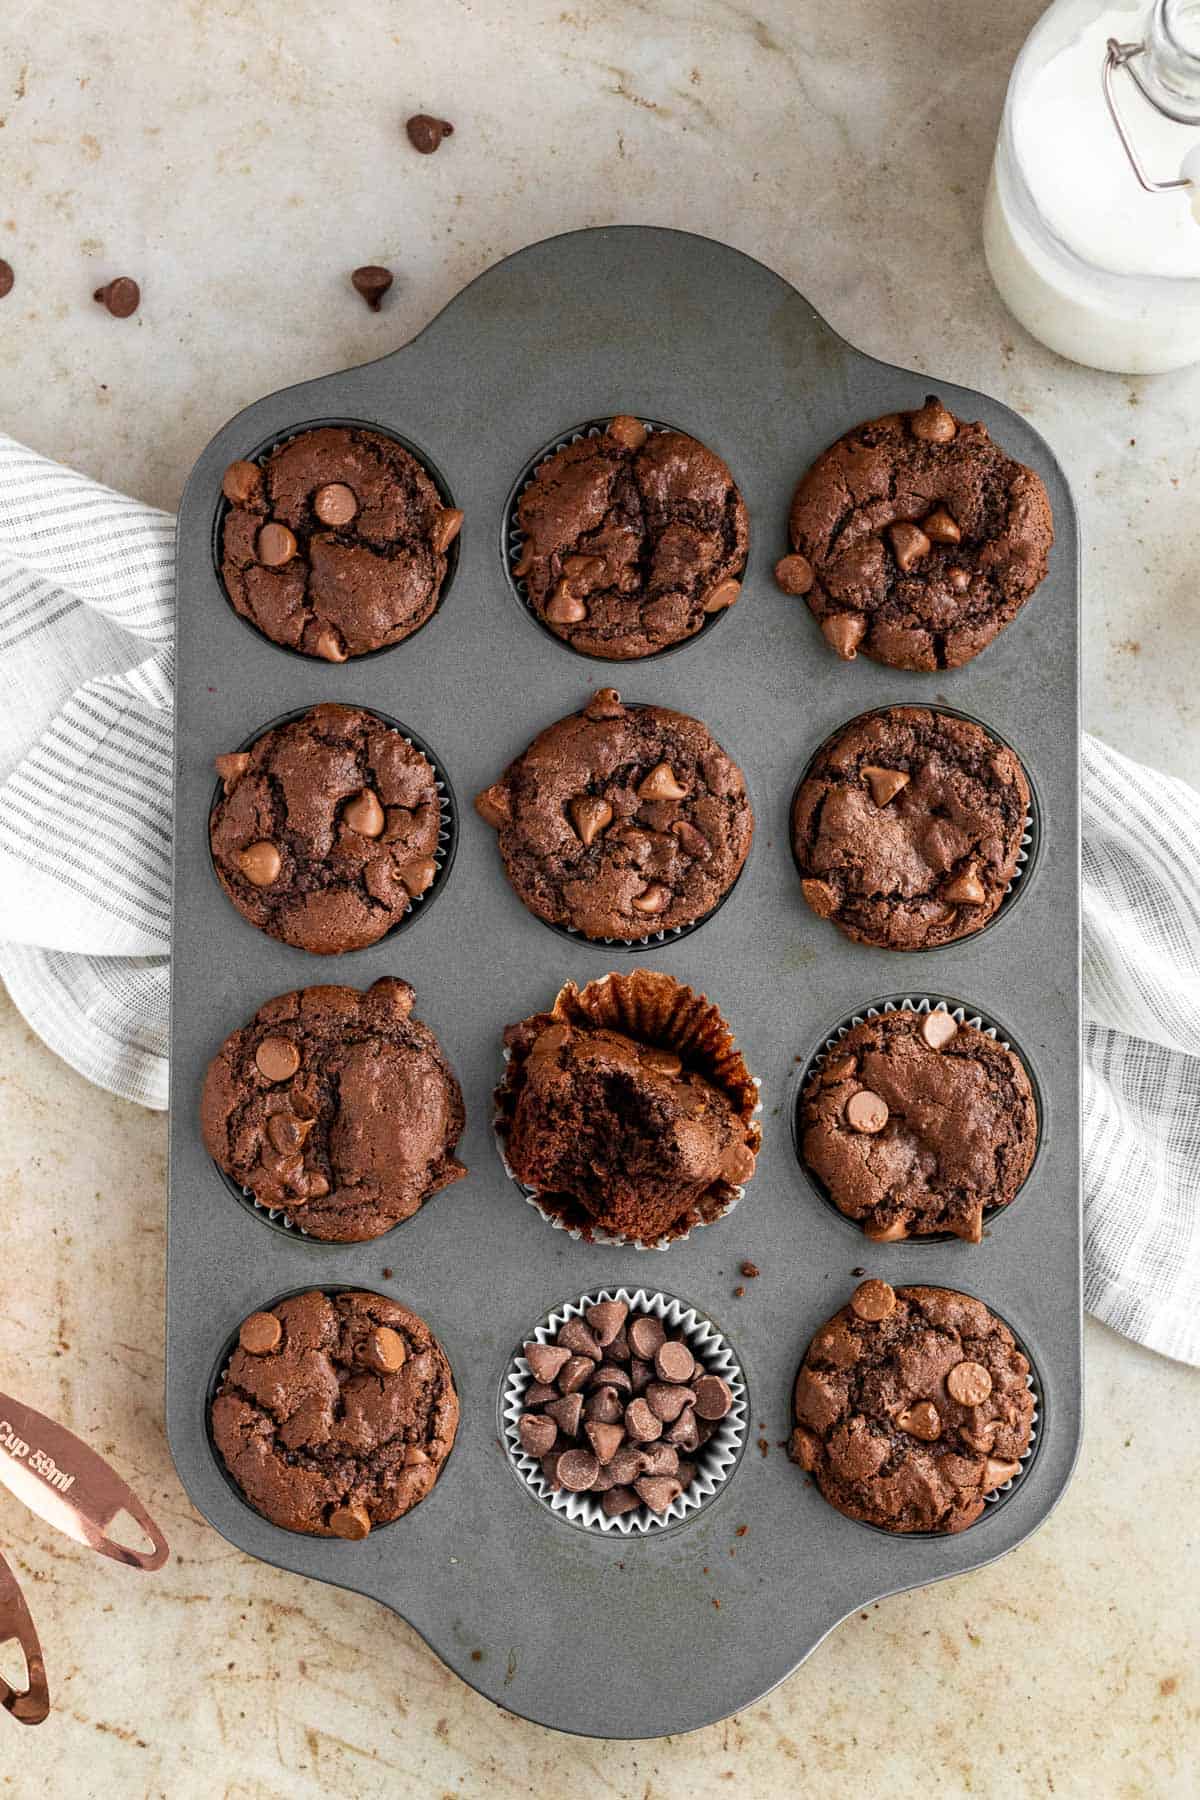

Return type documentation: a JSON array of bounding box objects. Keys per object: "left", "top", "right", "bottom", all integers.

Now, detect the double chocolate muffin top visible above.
[
  {"left": 475, "top": 687, "right": 752, "bottom": 942},
  {"left": 200, "top": 978, "right": 466, "bottom": 1243},
  {"left": 777, "top": 396, "right": 1053, "bottom": 671},
  {"left": 496, "top": 970, "right": 760, "bottom": 1248},
  {"left": 210, "top": 703, "right": 444, "bottom": 955},
  {"left": 513, "top": 416, "right": 749, "bottom": 659},
  {"left": 790, "top": 1281, "right": 1035, "bottom": 1534},
  {"left": 801, "top": 1009, "right": 1038, "bottom": 1243},
  {"left": 220, "top": 426, "right": 461, "bottom": 660},
  {"left": 792, "top": 706, "right": 1030, "bottom": 951},
  {"left": 210, "top": 1289, "right": 458, "bottom": 1538}
]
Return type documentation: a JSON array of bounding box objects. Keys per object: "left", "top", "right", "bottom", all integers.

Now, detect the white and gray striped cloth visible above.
[{"left": 1, "top": 433, "right": 1196, "bottom": 1366}]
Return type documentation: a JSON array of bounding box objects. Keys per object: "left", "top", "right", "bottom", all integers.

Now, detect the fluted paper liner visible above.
[
  {"left": 502, "top": 1287, "right": 748, "bottom": 1536},
  {"left": 496, "top": 970, "right": 763, "bottom": 1251}
]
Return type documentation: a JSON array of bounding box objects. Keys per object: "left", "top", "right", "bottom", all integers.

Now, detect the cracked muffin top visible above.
[
  {"left": 512, "top": 415, "right": 749, "bottom": 659},
  {"left": 210, "top": 1289, "right": 458, "bottom": 1537},
  {"left": 800, "top": 1008, "right": 1038, "bottom": 1243},
  {"left": 776, "top": 396, "right": 1052, "bottom": 671},
  {"left": 210, "top": 703, "right": 444, "bottom": 954},
  {"left": 789, "top": 1281, "right": 1035, "bottom": 1534},
  {"left": 220, "top": 426, "right": 462, "bottom": 660},
  {"left": 201, "top": 978, "right": 466, "bottom": 1242},
  {"left": 792, "top": 705, "right": 1030, "bottom": 951},
  {"left": 475, "top": 688, "right": 753, "bottom": 942}
]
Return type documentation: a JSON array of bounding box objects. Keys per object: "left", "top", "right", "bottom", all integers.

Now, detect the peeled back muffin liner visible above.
[
  {"left": 211, "top": 416, "right": 462, "bottom": 663},
  {"left": 791, "top": 994, "right": 1044, "bottom": 1244},
  {"left": 494, "top": 969, "right": 763, "bottom": 1251},
  {"left": 502, "top": 1286, "right": 748, "bottom": 1535},
  {"left": 790, "top": 703, "right": 1040, "bottom": 946},
  {"left": 792, "top": 1284, "right": 1043, "bottom": 1538},
  {"left": 480, "top": 695, "right": 752, "bottom": 954},
  {"left": 501, "top": 417, "right": 740, "bottom": 665},
  {"left": 207, "top": 702, "right": 459, "bottom": 983}
]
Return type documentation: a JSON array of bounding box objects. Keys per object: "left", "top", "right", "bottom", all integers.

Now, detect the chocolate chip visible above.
[
  {"left": 557, "top": 1448, "right": 599, "bottom": 1492},
  {"left": 889, "top": 522, "right": 931, "bottom": 572},
  {"left": 585, "top": 1298, "right": 628, "bottom": 1345},
  {"left": 634, "top": 1474, "right": 682, "bottom": 1514},
  {"left": 740, "top": 1262, "right": 760, "bottom": 1279},
  {"left": 254, "top": 1036, "right": 300, "bottom": 1082},
  {"left": 820, "top": 612, "right": 866, "bottom": 659},
  {"left": 984, "top": 1456, "right": 1021, "bottom": 1489},
  {"left": 398, "top": 856, "right": 438, "bottom": 898},
  {"left": 654, "top": 1340, "right": 695, "bottom": 1384},
  {"left": 910, "top": 397, "right": 957, "bottom": 443},
  {"left": 544, "top": 1393, "right": 583, "bottom": 1437},
  {"left": 558, "top": 1355, "right": 595, "bottom": 1395},
  {"left": 256, "top": 523, "right": 297, "bottom": 567},
  {"left": 629, "top": 1358, "right": 652, "bottom": 1392},
  {"left": 519, "top": 1414, "right": 556, "bottom": 1458},
  {"left": 545, "top": 585, "right": 587, "bottom": 625},
  {"left": 313, "top": 628, "right": 348, "bottom": 663},
  {"left": 638, "top": 761, "right": 689, "bottom": 802},
  {"left": 943, "top": 866, "right": 987, "bottom": 906},
  {"left": 666, "top": 1408, "right": 701, "bottom": 1451},
  {"left": 266, "top": 1114, "right": 310, "bottom": 1154},
  {"left": 850, "top": 1279, "right": 896, "bottom": 1323},
  {"left": 0, "top": 261, "right": 13, "bottom": 299},
  {"left": 946, "top": 1360, "right": 993, "bottom": 1405},
  {"left": 897, "top": 1402, "right": 941, "bottom": 1441},
  {"left": 628, "top": 1315, "right": 667, "bottom": 1360},
  {"left": 238, "top": 841, "right": 282, "bottom": 887},
  {"left": 585, "top": 1421, "right": 624, "bottom": 1465},
  {"left": 351, "top": 265, "right": 393, "bottom": 311},
  {"left": 222, "top": 461, "right": 263, "bottom": 507},
  {"left": 570, "top": 796, "right": 613, "bottom": 847},
  {"left": 343, "top": 788, "right": 385, "bottom": 838},
  {"left": 638, "top": 1443, "right": 680, "bottom": 1478},
  {"left": 862, "top": 766, "right": 909, "bottom": 807},
  {"left": 406, "top": 113, "right": 454, "bottom": 154},
  {"left": 702, "top": 577, "right": 741, "bottom": 614},
  {"left": 214, "top": 751, "right": 250, "bottom": 792},
  {"left": 525, "top": 1382, "right": 557, "bottom": 1407},
  {"left": 624, "top": 1398, "right": 663, "bottom": 1443},
  {"left": 361, "top": 1326, "right": 406, "bottom": 1374},
  {"left": 431, "top": 507, "right": 464, "bottom": 554},
  {"left": 608, "top": 414, "right": 648, "bottom": 450},
  {"left": 846, "top": 1090, "right": 889, "bottom": 1134},
  {"left": 923, "top": 508, "right": 961, "bottom": 544},
  {"left": 558, "top": 1319, "right": 603, "bottom": 1360},
  {"left": 328, "top": 1503, "right": 371, "bottom": 1540},
  {"left": 692, "top": 1375, "right": 732, "bottom": 1421},
  {"left": 93, "top": 277, "right": 139, "bottom": 318},
  {"left": 602, "top": 1485, "right": 640, "bottom": 1517},
  {"left": 313, "top": 482, "right": 358, "bottom": 526},
  {"left": 524, "top": 1341, "right": 570, "bottom": 1384},
  {"left": 591, "top": 1363, "right": 632, "bottom": 1395},
  {"left": 920, "top": 1010, "right": 958, "bottom": 1049},
  {"left": 774, "top": 552, "right": 814, "bottom": 595},
  {"left": 238, "top": 1311, "right": 282, "bottom": 1355},
  {"left": 646, "top": 1382, "right": 695, "bottom": 1423}
]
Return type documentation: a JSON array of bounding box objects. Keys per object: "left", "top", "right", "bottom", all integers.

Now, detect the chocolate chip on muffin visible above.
[
  {"left": 515, "top": 1297, "right": 735, "bottom": 1519},
  {"left": 210, "top": 703, "right": 444, "bottom": 955},
  {"left": 201, "top": 978, "right": 466, "bottom": 1243},
  {"left": 496, "top": 969, "right": 760, "bottom": 1247},
  {"left": 789, "top": 1281, "right": 1035, "bottom": 1533},
  {"left": 792, "top": 705, "right": 1030, "bottom": 951},
  {"left": 512, "top": 418, "right": 749, "bottom": 659},
  {"left": 780, "top": 396, "right": 1053, "bottom": 670},
  {"left": 475, "top": 688, "right": 752, "bottom": 942},
  {"left": 220, "top": 426, "right": 460, "bottom": 659},
  {"left": 801, "top": 1008, "right": 1038, "bottom": 1242},
  {"left": 211, "top": 1289, "right": 458, "bottom": 1537}
]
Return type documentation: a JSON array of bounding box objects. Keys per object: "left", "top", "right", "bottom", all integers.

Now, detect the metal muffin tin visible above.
[{"left": 168, "top": 226, "right": 1081, "bottom": 1739}]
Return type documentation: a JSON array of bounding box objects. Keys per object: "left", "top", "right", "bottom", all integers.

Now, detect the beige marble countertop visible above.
[{"left": 1, "top": 1, "right": 1198, "bottom": 1794}]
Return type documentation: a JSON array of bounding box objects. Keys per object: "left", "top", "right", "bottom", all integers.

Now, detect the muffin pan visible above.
[{"left": 168, "top": 226, "right": 1081, "bottom": 1738}]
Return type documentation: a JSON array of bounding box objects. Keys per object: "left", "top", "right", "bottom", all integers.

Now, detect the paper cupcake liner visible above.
[
  {"left": 494, "top": 971, "right": 764, "bottom": 1251},
  {"left": 212, "top": 416, "right": 461, "bottom": 662},
  {"left": 791, "top": 703, "right": 1040, "bottom": 939},
  {"left": 208, "top": 703, "right": 458, "bottom": 959},
  {"left": 792, "top": 993, "right": 1044, "bottom": 1244},
  {"left": 502, "top": 1287, "right": 748, "bottom": 1535},
  {"left": 792, "top": 1284, "right": 1042, "bottom": 1540},
  {"left": 502, "top": 416, "right": 734, "bottom": 667}
]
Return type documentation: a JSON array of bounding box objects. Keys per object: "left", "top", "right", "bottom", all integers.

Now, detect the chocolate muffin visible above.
[
  {"left": 210, "top": 703, "right": 445, "bottom": 954},
  {"left": 512, "top": 416, "right": 749, "bottom": 659},
  {"left": 801, "top": 1008, "right": 1038, "bottom": 1243},
  {"left": 475, "top": 687, "right": 752, "bottom": 942},
  {"left": 200, "top": 978, "right": 466, "bottom": 1242},
  {"left": 220, "top": 426, "right": 461, "bottom": 660},
  {"left": 776, "top": 396, "right": 1053, "bottom": 670},
  {"left": 211, "top": 1289, "right": 458, "bottom": 1538},
  {"left": 496, "top": 970, "right": 760, "bottom": 1247},
  {"left": 792, "top": 706, "right": 1030, "bottom": 951},
  {"left": 789, "top": 1281, "right": 1035, "bottom": 1534}
]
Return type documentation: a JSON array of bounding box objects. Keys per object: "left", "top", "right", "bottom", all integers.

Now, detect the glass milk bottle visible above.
[{"left": 984, "top": 0, "right": 1200, "bottom": 372}]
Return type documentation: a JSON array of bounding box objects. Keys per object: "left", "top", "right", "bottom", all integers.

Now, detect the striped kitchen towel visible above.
[{"left": 0, "top": 432, "right": 1196, "bottom": 1365}]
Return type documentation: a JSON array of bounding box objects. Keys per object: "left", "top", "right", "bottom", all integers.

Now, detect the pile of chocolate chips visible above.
[{"left": 517, "top": 1298, "right": 734, "bottom": 1519}]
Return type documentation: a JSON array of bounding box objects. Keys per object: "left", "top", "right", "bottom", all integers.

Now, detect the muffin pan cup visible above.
[
  {"left": 168, "top": 226, "right": 1082, "bottom": 1738},
  {"left": 502, "top": 1287, "right": 748, "bottom": 1534}
]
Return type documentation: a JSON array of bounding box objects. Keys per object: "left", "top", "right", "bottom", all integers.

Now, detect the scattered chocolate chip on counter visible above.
[
  {"left": 0, "top": 260, "right": 14, "bottom": 299},
  {"left": 740, "top": 1261, "right": 760, "bottom": 1279},
  {"left": 93, "top": 276, "right": 140, "bottom": 317},
  {"left": 406, "top": 113, "right": 454, "bottom": 154},
  {"left": 516, "top": 1299, "right": 735, "bottom": 1520},
  {"left": 351, "top": 265, "right": 394, "bottom": 311}
]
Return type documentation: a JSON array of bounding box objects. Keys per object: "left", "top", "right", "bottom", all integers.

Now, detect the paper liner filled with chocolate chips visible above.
[
  {"left": 495, "top": 969, "right": 762, "bottom": 1251},
  {"left": 503, "top": 1288, "right": 748, "bottom": 1535}
]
